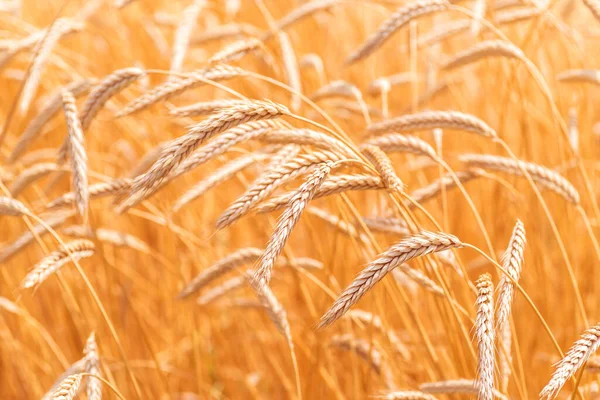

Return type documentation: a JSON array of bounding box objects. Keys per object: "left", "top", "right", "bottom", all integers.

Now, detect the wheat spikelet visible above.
[
  {"left": 170, "top": 1, "right": 205, "bottom": 75},
  {"left": 60, "top": 91, "right": 89, "bottom": 218},
  {"left": 78, "top": 67, "right": 145, "bottom": 130},
  {"left": 41, "top": 359, "right": 86, "bottom": 400},
  {"left": 361, "top": 144, "right": 404, "bottom": 191},
  {"left": 364, "top": 134, "right": 437, "bottom": 159},
  {"left": 50, "top": 373, "right": 82, "bottom": 400},
  {"left": 417, "top": 19, "right": 470, "bottom": 49},
  {"left": 278, "top": 31, "right": 302, "bottom": 111},
  {"left": 460, "top": 153, "right": 580, "bottom": 204},
  {"left": 8, "top": 79, "right": 94, "bottom": 164},
  {"left": 216, "top": 150, "right": 341, "bottom": 229},
  {"left": 62, "top": 225, "right": 150, "bottom": 253},
  {"left": 409, "top": 169, "right": 484, "bottom": 204},
  {"left": 0, "top": 210, "right": 73, "bottom": 263},
  {"left": 0, "top": 196, "right": 32, "bottom": 216},
  {"left": 260, "top": 128, "right": 354, "bottom": 155},
  {"left": 172, "top": 152, "right": 267, "bottom": 213},
  {"left": 344, "top": 309, "right": 410, "bottom": 359},
  {"left": 84, "top": 332, "right": 101, "bottom": 400},
  {"left": 46, "top": 178, "right": 131, "bottom": 209},
  {"left": 556, "top": 69, "right": 600, "bottom": 85},
  {"left": 21, "top": 239, "right": 95, "bottom": 289},
  {"left": 345, "top": 0, "right": 449, "bottom": 64},
  {"left": 9, "top": 162, "right": 63, "bottom": 196},
  {"left": 583, "top": 0, "right": 600, "bottom": 22},
  {"left": 20, "top": 18, "right": 78, "bottom": 113},
  {"left": 209, "top": 37, "right": 262, "bottom": 65},
  {"left": 420, "top": 379, "right": 507, "bottom": 399},
  {"left": 495, "top": 7, "right": 541, "bottom": 24},
  {"left": 257, "top": 174, "right": 385, "bottom": 214},
  {"left": 330, "top": 334, "right": 396, "bottom": 389},
  {"left": 475, "top": 273, "right": 495, "bottom": 400},
  {"left": 169, "top": 99, "right": 248, "bottom": 118},
  {"left": 197, "top": 274, "right": 248, "bottom": 305},
  {"left": 375, "top": 392, "right": 438, "bottom": 400},
  {"left": 442, "top": 40, "right": 524, "bottom": 70},
  {"left": 252, "top": 162, "right": 333, "bottom": 289},
  {"left": 368, "top": 110, "right": 497, "bottom": 138},
  {"left": 318, "top": 231, "right": 463, "bottom": 328},
  {"left": 540, "top": 323, "right": 600, "bottom": 399},
  {"left": 363, "top": 216, "right": 410, "bottom": 236},
  {"left": 116, "top": 65, "right": 244, "bottom": 117}
]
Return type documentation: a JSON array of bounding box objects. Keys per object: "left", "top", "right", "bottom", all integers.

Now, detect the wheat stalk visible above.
[
  {"left": 49, "top": 373, "right": 83, "bottom": 400},
  {"left": 442, "top": 40, "right": 524, "bottom": 70},
  {"left": 84, "top": 332, "right": 102, "bottom": 400},
  {"left": 361, "top": 144, "right": 404, "bottom": 191},
  {"left": 363, "top": 134, "right": 437, "bottom": 159},
  {"left": 475, "top": 273, "right": 495, "bottom": 400},
  {"left": 318, "top": 231, "right": 463, "bottom": 328}
]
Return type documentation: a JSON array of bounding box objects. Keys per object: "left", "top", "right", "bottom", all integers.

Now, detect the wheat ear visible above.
[
  {"left": 260, "top": 128, "right": 354, "bottom": 156},
  {"left": 46, "top": 178, "right": 131, "bottom": 209},
  {"left": 363, "top": 216, "right": 409, "bottom": 236},
  {"left": 364, "top": 134, "right": 437, "bottom": 159},
  {"left": 475, "top": 273, "right": 495, "bottom": 400},
  {"left": 169, "top": 99, "right": 248, "bottom": 118},
  {"left": 0, "top": 196, "right": 32, "bottom": 216},
  {"left": 62, "top": 225, "right": 150, "bottom": 253},
  {"left": 375, "top": 391, "right": 438, "bottom": 400},
  {"left": 170, "top": 0, "right": 205, "bottom": 75},
  {"left": 50, "top": 373, "right": 82, "bottom": 400},
  {"left": 556, "top": 69, "right": 600, "bottom": 85},
  {"left": 278, "top": 31, "right": 302, "bottom": 111},
  {"left": 209, "top": 37, "right": 263, "bottom": 65},
  {"left": 409, "top": 169, "right": 484, "bottom": 204},
  {"left": 419, "top": 379, "right": 507, "bottom": 399},
  {"left": 9, "top": 163, "right": 64, "bottom": 197},
  {"left": 442, "top": 40, "right": 524, "bottom": 70},
  {"left": 41, "top": 359, "right": 86, "bottom": 400},
  {"left": 360, "top": 144, "right": 404, "bottom": 191},
  {"left": 84, "top": 332, "right": 102, "bottom": 400},
  {"left": 583, "top": 0, "right": 600, "bottom": 22}
]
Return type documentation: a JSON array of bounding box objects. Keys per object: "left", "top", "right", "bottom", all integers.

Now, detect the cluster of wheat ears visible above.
[{"left": 3, "top": 0, "right": 600, "bottom": 398}]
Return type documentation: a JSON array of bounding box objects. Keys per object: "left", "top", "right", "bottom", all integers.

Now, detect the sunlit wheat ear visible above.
[
  {"left": 261, "top": 128, "right": 353, "bottom": 155},
  {"left": 277, "top": 31, "right": 302, "bottom": 111},
  {"left": 471, "top": 0, "right": 486, "bottom": 35},
  {"left": 318, "top": 231, "right": 463, "bottom": 329},
  {"left": 60, "top": 90, "right": 88, "bottom": 218},
  {"left": 568, "top": 107, "right": 579, "bottom": 153},
  {"left": 9, "top": 163, "right": 64, "bottom": 197},
  {"left": 116, "top": 65, "right": 245, "bottom": 117},
  {"left": 367, "top": 72, "right": 414, "bottom": 95},
  {"left": 216, "top": 150, "right": 341, "bottom": 230},
  {"left": 50, "top": 373, "right": 83, "bottom": 400},
  {"left": 460, "top": 153, "right": 580, "bottom": 204},
  {"left": 116, "top": 101, "right": 289, "bottom": 214},
  {"left": 253, "top": 284, "right": 293, "bottom": 345},
  {"left": 364, "top": 133, "right": 437, "bottom": 159},
  {"left": 8, "top": 79, "right": 94, "bottom": 164},
  {"left": 197, "top": 273, "right": 249, "bottom": 305},
  {"left": 367, "top": 110, "right": 497, "bottom": 138},
  {"left": 40, "top": 359, "right": 86, "bottom": 400},
  {"left": 172, "top": 152, "right": 268, "bottom": 213},
  {"left": 169, "top": 99, "right": 248, "bottom": 117},
  {"left": 46, "top": 178, "right": 132, "bottom": 209},
  {"left": 170, "top": 0, "right": 205, "bottom": 75},
  {"left": 362, "top": 216, "right": 410, "bottom": 236},
  {"left": 310, "top": 80, "right": 361, "bottom": 101},
  {"left": 192, "top": 23, "right": 258, "bottom": 45},
  {"left": 21, "top": 239, "right": 95, "bottom": 289},
  {"left": 345, "top": 0, "right": 449, "bottom": 64},
  {"left": 20, "top": 18, "right": 79, "bottom": 113},
  {"left": 62, "top": 225, "right": 150, "bottom": 253},
  {"left": 307, "top": 207, "right": 368, "bottom": 243},
  {"left": 209, "top": 37, "right": 263, "bottom": 65},
  {"left": 375, "top": 391, "right": 437, "bottom": 400},
  {"left": 0, "top": 196, "right": 32, "bottom": 216},
  {"left": 556, "top": 69, "right": 600, "bottom": 85},
  {"left": 442, "top": 40, "right": 524, "bottom": 70},
  {"left": 84, "top": 332, "right": 102, "bottom": 400},
  {"left": 252, "top": 162, "right": 333, "bottom": 290},
  {"left": 360, "top": 144, "right": 404, "bottom": 191},
  {"left": 330, "top": 334, "right": 396, "bottom": 389},
  {"left": 268, "top": 0, "right": 342, "bottom": 34},
  {"left": 409, "top": 169, "right": 484, "bottom": 204},
  {"left": 475, "top": 273, "right": 495, "bottom": 400},
  {"left": 257, "top": 174, "right": 385, "bottom": 214},
  {"left": 540, "top": 323, "right": 600, "bottom": 399},
  {"left": 419, "top": 379, "right": 508, "bottom": 399},
  {"left": 495, "top": 7, "right": 541, "bottom": 24},
  {"left": 583, "top": 0, "right": 600, "bottom": 22}
]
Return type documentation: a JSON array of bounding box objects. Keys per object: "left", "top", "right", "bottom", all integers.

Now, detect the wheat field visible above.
[{"left": 1, "top": 0, "right": 600, "bottom": 399}]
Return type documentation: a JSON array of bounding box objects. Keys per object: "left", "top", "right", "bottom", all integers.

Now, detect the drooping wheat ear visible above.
[
  {"left": 46, "top": 178, "right": 132, "bottom": 209},
  {"left": 170, "top": 0, "right": 205, "bottom": 75},
  {"left": 8, "top": 79, "right": 94, "bottom": 164},
  {"left": 361, "top": 144, "right": 404, "bottom": 191},
  {"left": 540, "top": 323, "right": 600, "bottom": 399},
  {"left": 0, "top": 210, "right": 73, "bottom": 263},
  {"left": 192, "top": 24, "right": 246, "bottom": 45},
  {"left": 330, "top": 334, "right": 397, "bottom": 389},
  {"left": 344, "top": 309, "right": 411, "bottom": 360},
  {"left": 173, "top": 152, "right": 267, "bottom": 213},
  {"left": 345, "top": 0, "right": 449, "bottom": 64},
  {"left": 417, "top": 19, "right": 470, "bottom": 49},
  {"left": 216, "top": 150, "right": 341, "bottom": 229},
  {"left": 253, "top": 284, "right": 293, "bottom": 346},
  {"left": 442, "top": 40, "right": 524, "bottom": 70},
  {"left": 375, "top": 392, "right": 438, "bottom": 400},
  {"left": 277, "top": 31, "right": 302, "bottom": 111},
  {"left": 397, "top": 264, "right": 446, "bottom": 297},
  {"left": 9, "top": 162, "right": 64, "bottom": 197},
  {"left": 496, "top": 220, "right": 526, "bottom": 327},
  {"left": 62, "top": 225, "right": 150, "bottom": 253},
  {"left": 261, "top": 128, "right": 354, "bottom": 155},
  {"left": 41, "top": 358, "right": 86, "bottom": 400},
  {"left": 420, "top": 379, "right": 507, "bottom": 399},
  {"left": 209, "top": 37, "right": 263, "bottom": 65},
  {"left": 318, "top": 231, "right": 463, "bottom": 329},
  {"left": 116, "top": 65, "right": 245, "bottom": 117},
  {"left": 460, "top": 153, "right": 580, "bottom": 204},
  {"left": 21, "top": 239, "right": 95, "bottom": 289},
  {"left": 177, "top": 248, "right": 263, "bottom": 299},
  {"left": 20, "top": 18, "right": 78, "bottom": 113},
  {"left": 61, "top": 90, "right": 88, "bottom": 218},
  {"left": 310, "top": 80, "right": 361, "bottom": 101},
  {"left": 368, "top": 110, "right": 497, "bottom": 138},
  {"left": 269, "top": 0, "right": 342, "bottom": 34},
  {"left": 364, "top": 134, "right": 437, "bottom": 160},
  {"left": 409, "top": 169, "right": 484, "bottom": 204},
  {"left": 169, "top": 99, "right": 249, "bottom": 117},
  {"left": 253, "top": 162, "right": 333, "bottom": 290},
  {"left": 127, "top": 142, "right": 169, "bottom": 177},
  {"left": 265, "top": 144, "right": 302, "bottom": 168},
  {"left": 495, "top": 7, "right": 541, "bottom": 24},
  {"left": 197, "top": 273, "right": 249, "bottom": 305},
  {"left": 307, "top": 207, "right": 368, "bottom": 243},
  {"left": 475, "top": 273, "right": 495, "bottom": 400},
  {"left": 568, "top": 107, "right": 579, "bottom": 153},
  {"left": 363, "top": 216, "right": 410, "bottom": 236},
  {"left": 0, "top": 196, "right": 32, "bottom": 216},
  {"left": 556, "top": 69, "right": 600, "bottom": 85},
  {"left": 257, "top": 174, "right": 385, "bottom": 214},
  {"left": 117, "top": 102, "right": 288, "bottom": 214},
  {"left": 84, "top": 332, "right": 101, "bottom": 400},
  {"left": 49, "top": 373, "right": 83, "bottom": 400},
  {"left": 78, "top": 67, "right": 145, "bottom": 130},
  {"left": 583, "top": 0, "right": 600, "bottom": 22}
]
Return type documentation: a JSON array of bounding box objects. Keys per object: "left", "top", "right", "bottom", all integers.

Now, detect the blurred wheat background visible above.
[{"left": 1, "top": 0, "right": 600, "bottom": 399}]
